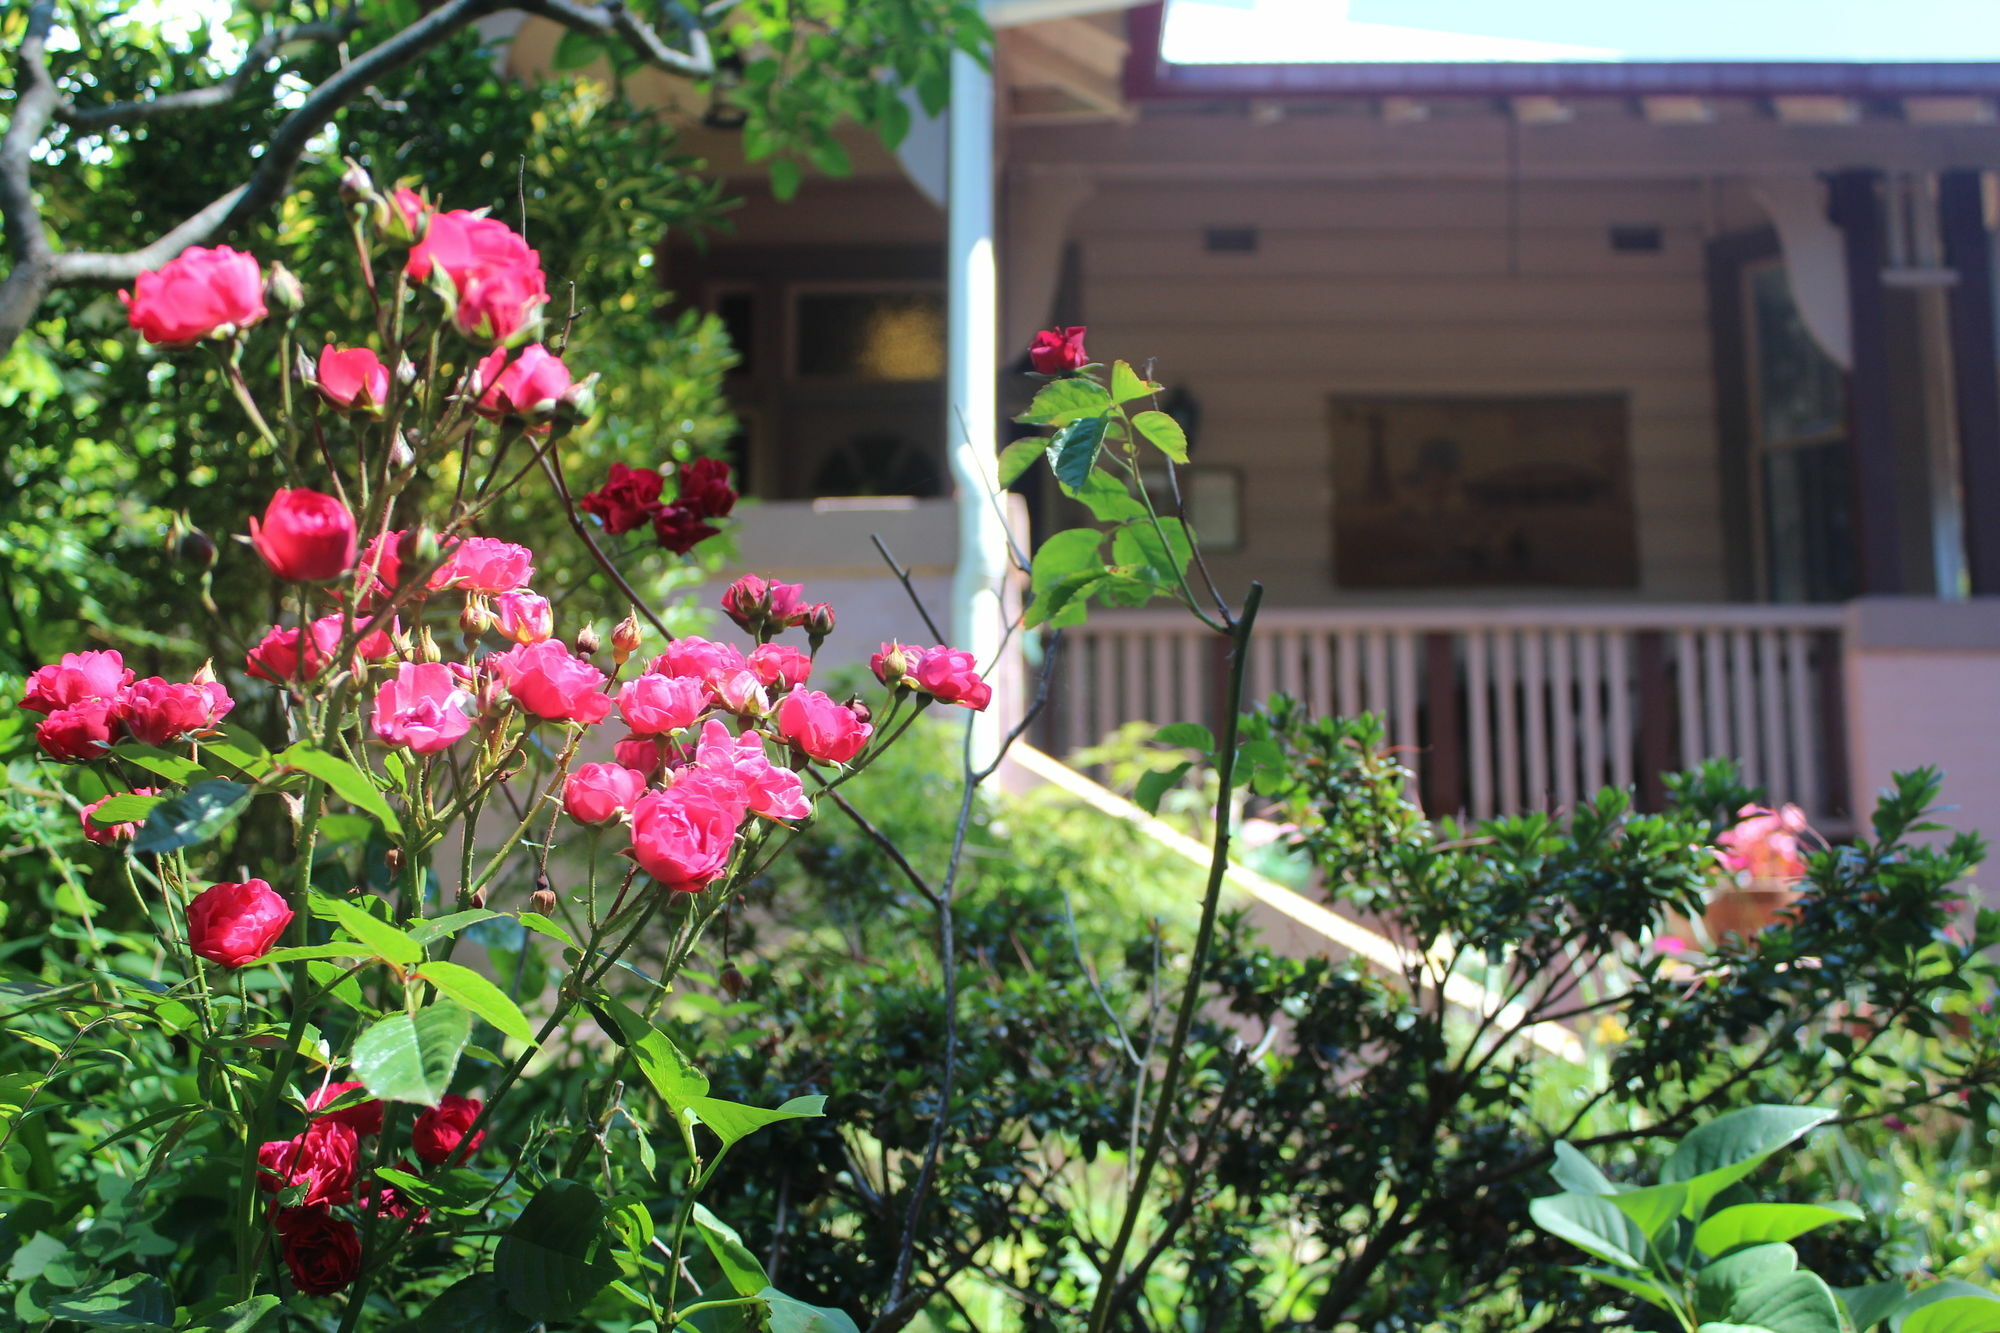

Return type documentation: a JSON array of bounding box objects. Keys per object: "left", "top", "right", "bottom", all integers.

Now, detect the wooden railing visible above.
[{"left": 1041, "top": 605, "right": 1850, "bottom": 827}]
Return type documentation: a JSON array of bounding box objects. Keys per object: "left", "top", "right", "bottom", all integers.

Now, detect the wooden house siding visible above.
[{"left": 1065, "top": 177, "right": 1730, "bottom": 607}]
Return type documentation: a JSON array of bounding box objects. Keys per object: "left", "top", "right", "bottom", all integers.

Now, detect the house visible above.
[{"left": 502, "top": 0, "right": 2000, "bottom": 842}]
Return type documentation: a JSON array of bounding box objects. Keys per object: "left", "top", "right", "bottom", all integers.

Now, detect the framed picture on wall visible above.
[
  {"left": 1327, "top": 394, "right": 1638, "bottom": 589},
  {"left": 1139, "top": 465, "right": 1243, "bottom": 554}
]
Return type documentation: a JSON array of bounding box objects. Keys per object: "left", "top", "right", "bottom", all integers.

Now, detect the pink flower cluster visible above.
[
  {"left": 405, "top": 201, "right": 549, "bottom": 344},
  {"left": 870, "top": 642, "right": 994, "bottom": 711},
  {"left": 1715, "top": 803, "right": 1814, "bottom": 882},
  {"left": 580, "top": 459, "right": 737, "bottom": 555},
  {"left": 21, "top": 649, "right": 235, "bottom": 761}
]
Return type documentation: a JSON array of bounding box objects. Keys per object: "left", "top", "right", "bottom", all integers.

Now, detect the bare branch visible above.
[
  {"left": 514, "top": 0, "right": 714, "bottom": 79},
  {"left": 0, "top": 3, "right": 61, "bottom": 347}
]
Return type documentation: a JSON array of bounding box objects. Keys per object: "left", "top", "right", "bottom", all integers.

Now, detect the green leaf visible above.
[
  {"left": 1696, "top": 1244, "right": 1801, "bottom": 1324},
  {"left": 997, "top": 437, "right": 1046, "bottom": 487},
  {"left": 1154, "top": 722, "right": 1217, "bottom": 752},
  {"left": 494, "top": 1179, "right": 621, "bottom": 1322},
  {"left": 112, "top": 743, "right": 204, "bottom": 784},
  {"left": 550, "top": 29, "right": 605, "bottom": 71},
  {"left": 328, "top": 898, "right": 423, "bottom": 966},
  {"left": 1064, "top": 469, "right": 1148, "bottom": 522},
  {"left": 1027, "top": 529, "right": 1106, "bottom": 630},
  {"left": 407, "top": 910, "right": 505, "bottom": 947},
  {"left": 1551, "top": 1141, "right": 1622, "bottom": 1195},
  {"left": 1109, "top": 360, "right": 1161, "bottom": 404},
  {"left": 874, "top": 84, "right": 912, "bottom": 148},
  {"left": 1609, "top": 1181, "right": 1691, "bottom": 1242},
  {"left": 417, "top": 962, "right": 536, "bottom": 1045},
  {"left": 1015, "top": 376, "right": 1112, "bottom": 427},
  {"left": 282, "top": 745, "right": 403, "bottom": 835},
  {"left": 88, "top": 793, "right": 164, "bottom": 823},
  {"left": 1047, "top": 415, "right": 1109, "bottom": 489},
  {"left": 258, "top": 943, "right": 379, "bottom": 965},
  {"left": 46, "top": 1274, "right": 172, "bottom": 1326},
  {"left": 130, "top": 779, "right": 250, "bottom": 855},
  {"left": 1901, "top": 1284, "right": 2000, "bottom": 1333},
  {"left": 769, "top": 157, "right": 802, "bottom": 202},
  {"left": 1112, "top": 516, "right": 1193, "bottom": 587},
  {"left": 1835, "top": 1281, "right": 1911, "bottom": 1331},
  {"left": 181, "top": 1294, "right": 281, "bottom": 1333},
  {"left": 1529, "top": 1192, "right": 1649, "bottom": 1271},
  {"left": 350, "top": 1002, "right": 471, "bottom": 1106},
  {"left": 1023, "top": 569, "right": 1104, "bottom": 631},
  {"left": 517, "top": 912, "right": 577, "bottom": 949},
  {"left": 1131, "top": 409, "right": 1190, "bottom": 463},
  {"left": 692, "top": 1204, "right": 770, "bottom": 1297},
  {"left": 758, "top": 1288, "right": 861, "bottom": 1333},
  {"left": 1134, "top": 762, "right": 1193, "bottom": 816},
  {"left": 1695, "top": 1202, "right": 1864, "bottom": 1256},
  {"left": 1569, "top": 1266, "right": 1683, "bottom": 1315},
  {"left": 1724, "top": 1271, "right": 1844, "bottom": 1333},
  {"left": 1661, "top": 1106, "right": 1838, "bottom": 1218},
  {"left": 688, "top": 1093, "right": 825, "bottom": 1148},
  {"left": 407, "top": 1275, "right": 536, "bottom": 1332}
]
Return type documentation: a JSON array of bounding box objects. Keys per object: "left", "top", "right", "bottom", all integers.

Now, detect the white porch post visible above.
[{"left": 946, "top": 39, "right": 1009, "bottom": 768}]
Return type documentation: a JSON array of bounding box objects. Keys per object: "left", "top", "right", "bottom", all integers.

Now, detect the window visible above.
[{"left": 792, "top": 290, "right": 945, "bottom": 382}]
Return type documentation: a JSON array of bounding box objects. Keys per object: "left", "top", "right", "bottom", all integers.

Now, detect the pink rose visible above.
[
  {"left": 491, "top": 640, "right": 612, "bottom": 724},
  {"left": 386, "top": 186, "right": 431, "bottom": 243},
  {"left": 612, "top": 731, "right": 687, "bottom": 780},
  {"left": 80, "top": 787, "right": 159, "bottom": 845},
  {"left": 774, "top": 687, "right": 872, "bottom": 764},
  {"left": 22, "top": 650, "right": 133, "bottom": 714},
  {"left": 652, "top": 504, "right": 719, "bottom": 555},
  {"left": 676, "top": 458, "right": 737, "bottom": 519},
  {"left": 119, "top": 246, "right": 267, "bottom": 346},
  {"left": 715, "top": 669, "right": 768, "bottom": 718},
  {"left": 428, "top": 537, "right": 533, "bottom": 595},
  {"left": 563, "top": 763, "right": 648, "bottom": 825},
  {"left": 579, "top": 464, "right": 664, "bottom": 535},
  {"left": 473, "top": 344, "right": 572, "bottom": 419},
  {"left": 747, "top": 643, "right": 812, "bottom": 691},
  {"left": 618, "top": 673, "right": 708, "bottom": 735},
  {"left": 258, "top": 1119, "right": 359, "bottom": 1206},
  {"left": 247, "top": 622, "right": 331, "bottom": 684},
  {"left": 628, "top": 780, "right": 744, "bottom": 892},
  {"left": 695, "top": 719, "right": 809, "bottom": 822},
  {"left": 648, "top": 637, "right": 747, "bottom": 693},
  {"left": 405, "top": 209, "right": 549, "bottom": 344},
  {"left": 316, "top": 345, "right": 391, "bottom": 413},
  {"left": 355, "top": 529, "right": 408, "bottom": 606},
  {"left": 455, "top": 261, "right": 549, "bottom": 343},
  {"left": 371, "top": 662, "right": 475, "bottom": 753},
  {"left": 411, "top": 1094, "right": 485, "bottom": 1165},
  {"left": 721, "top": 575, "right": 807, "bottom": 635},
  {"left": 119, "top": 676, "right": 235, "bottom": 746},
  {"left": 250, "top": 489, "right": 357, "bottom": 583},
  {"left": 187, "top": 878, "right": 293, "bottom": 968},
  {"left": 1716, "top": 804, "right": 1812, "bottom": 881},
  {"left": 493, "top": 591, "right": 554, "bottom": 645},
  {"left": 36, "top": 700, "right": 117, "bottom": 761},
  {"left": 1028, "top": 326, "right": 1089, "bottom": 375},
  {"left": 914, "top": 647, "right": 993, "bottom": 711},
  {"left": 306, "top": 1080, "right": 384, "bottom": 1136}
]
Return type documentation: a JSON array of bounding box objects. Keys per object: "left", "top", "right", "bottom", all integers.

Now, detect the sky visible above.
[{"left": 1161, "top": 0, "right": 2000, "bottom": 65}]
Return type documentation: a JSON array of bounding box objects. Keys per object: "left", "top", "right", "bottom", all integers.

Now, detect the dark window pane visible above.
[
  {"left": 794, "top": 292, "right": 945, "bottom": 381},
  {"left": 717, "top": 292, "right": 755, "bottom": 377},
  {"left": 1751, "top": 265, "right": 1844, "bottom": 443},
  {"left": 1763, "top": 441, "right": 1855, "bottom": 602}
]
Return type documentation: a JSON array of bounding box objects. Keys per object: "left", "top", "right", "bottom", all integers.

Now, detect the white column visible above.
[{"left": 946, "top": 41, "right": 1010, "bottom": 768}]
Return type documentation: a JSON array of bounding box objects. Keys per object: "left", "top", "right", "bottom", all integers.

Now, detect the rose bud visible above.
[
  {"left": 801, "top": 602, "right": 836, "bottom": 646},
  {"left": 411, "top": 1094, "right": 486, "bottom": 1165},
  {"left": 178, "top": 528, "right": 218, "bottom": 570},
  {"left": 871, "top": 642, "right": 917, "bottom": 689},
  {"left": 459, "top": 596, "right": 494, "bottom": 638},
  {"left": 119, "top": 246, "right": 268, "bottom": 346},
  {"left": 250, "top": 488, "right": 358, "bottom": 582},
  {"left": 1028, "top": 325, "right": 1089, "bottom": 376},
  {"left": 315, "top": 345, "right": 391, "bottom": 415},
  {"left": 611, "top": 613, "right": 643, "bottom": 667},
  {"left": 389, "top": 431, "right": 418, "bottom": 474},
  {"left": 563, "top": 763, "right": 647, "bottom": 825},
  {"left": 555, "top": 373, "right": 599, "bottom": 427},
  {"left": 80, "top": 788, "right": 160, "bottom": 846},
  {"left": 719, "top": 963, "right": 746, "bottom": 1000},
  {"left": 380, "top": 184, "right": 432, "bottom": 244},
  {"left": 265, "top": 262, "right": 305, "bottom": 314},
  {"left": 529, "top": 887, "right": 558, "bottom": 916},
  {"left": 276, "top": 1207, "right": 361, "bottom": 1296},
  {"left": 337, "top": 158, "right": 377, "bottom": 202},
  {"left": 575, "top": 624, "right": 602, "bottom": 657},
  {"left": 186, "top": 878, "right": 294, "bottom": 968},
  {"left": 493, "top": 591, "right": 554, "bottom": 645}
]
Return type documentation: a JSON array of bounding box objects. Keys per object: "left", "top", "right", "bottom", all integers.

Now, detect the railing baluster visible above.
[
  {"left": 1703, "top": 630, "right": 1731, "bottom": 768},
  {"left": 1522, "top": 630, "right": 1549, "bottom": 810},
  {"left": 1394, "top": 630, "right": 1420, "bottom": 791},
  {"left": 1757, "top": 628, "right": 1788, "bottom": 802},
  {"left": 1337, "top": 630, "right": 1361, "bottom": 720},
  {"left": 1675, "top": 630, "right": 1703, "bottom": 769},
  {"left": 1308, "top": 630, "right": 1333, "bottom": 718},
  {"left": 1178, "top": 632, "right": 1203, "bottom": 732},
  {"left": 1151, "top": 627, "right": 1175, "bottom": 735},
  {"left": 1608, "top": 631, "right": 1635, "bottom": 794},
  {"left": 1551, "top": 629, "right": 1577, "bottom": 813},
  {"left": 1785, "top": 628, "right": 1821, "bottom": 820},
  {"left": 1731, "top": 628, "right": 1760, "bottom": 788},
  {"left": 1578, "top": 630, "right": 1606, "bottom": 798},
  {"left": 1496, "top": 630, "right": 1522, "bottom": 815},
  {"left": 1467, "top": 630, "right": 1493, "bottom": 820}
]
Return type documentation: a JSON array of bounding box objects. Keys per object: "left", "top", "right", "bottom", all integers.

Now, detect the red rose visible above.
[
  {"left": 747, "top": 643, "right": 812, "bottom": 691},
  {"left": 79, "top": 788, "right": 159, "bottom": 845},
  {"left": 36, "top": 700, "right": 118, "bottom": 761},
  {"left": 119, "top": 676, "right": 234, "bottom": 746},
  {"left": 652, "top": 504, "right": 719, "bottom": 555},
  {"left": 913, "top": 647, "right": 993, "bottom": 711},
  {"left": 774, "top": 687, "right": 873, "bottom": 764},
  {"left": 563, "top": 762, "right": 648, "bottom": 825},
  {"left": 491, "top": 640, "right": 613, "bottom": 724},
  {"left": 411, "top": 1094, "right": 486, "bottom": 1165},
  {"left": 473, "top": 343, "right": 572, "bottom": 419},
  {"left": 365, "top": 1161, "right": 431, "bottom": 1226},
  {"left": 250, "top": 489, "right": 357, "bottom": 583},
  {"left": 428, "top": 536, "right": 533, "bottom": 595},
  {"left": 618, "top": 673, "right": 708, "bottom": 736},
  {"left": 186, "top": 878, "right": 293, "bottom": 968},
  {"left": 1028, "top": 326, "right": 1089, "bottom": 375},
  {"left": 119, "top": 246, "right": 267, "bottom": 346},
  {"left": 579, "top": 464, "right": 665, "bottom": 536},
  {"left": 275, "top": 1207, "right": 361, "bottom": 1296},
  {"left": 677, "top": 457, "right": 737, "bottom": 519},
  {"left": 257, "top": 1119, "right": 359, "bottom": 1206},
  {"left": 315, "top": 345, "right": 391, "bottom": 414},
  {"left": 628, "top": 780, "right": 744, "bottom": 892},
  {"left": 370, "top": 662, "right": 475, "bottom": 753},
  {"left": 22, "top": 649, "right": 132, "bottom": 714},
  {"left": 306, "top": 1080, "right": 384, "bottom": 1137}
]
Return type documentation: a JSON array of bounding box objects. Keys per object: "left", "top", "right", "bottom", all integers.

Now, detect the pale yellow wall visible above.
[{"left": 1065, "top": 177, "right": 1730, "bottom": 608}]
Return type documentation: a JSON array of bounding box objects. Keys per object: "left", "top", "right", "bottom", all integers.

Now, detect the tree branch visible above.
[
  {"left": 0, "top": 2, "right": 61, "bottom": 349},
  {"left": 54, "top": 20, "right": 353, "bottom": 130},
  {"left": 515, "top": 0, "right": 714, "bottom": 80}
]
